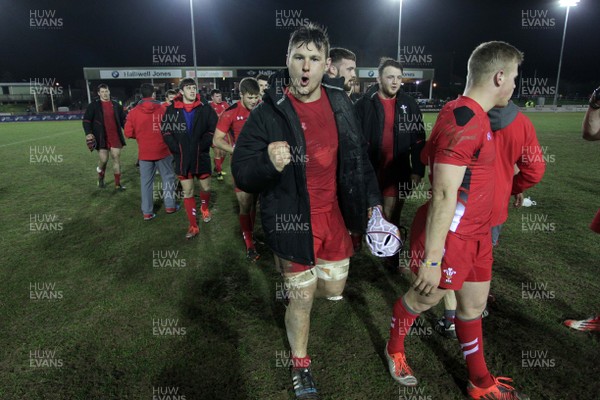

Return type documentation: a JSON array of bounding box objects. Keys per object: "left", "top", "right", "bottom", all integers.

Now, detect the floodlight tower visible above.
[{"left": 553, "top": 0, "right": 579, "bottom": 106}]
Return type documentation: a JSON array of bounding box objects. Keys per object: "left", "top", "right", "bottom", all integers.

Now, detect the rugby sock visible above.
[
  {"left": 114, "top": 173, "right": 121, "bottom": 186},
  {"left": 98, "top": 168, "right": 106, "bottom": 178},
  {"left": 455, "top": 316, "right": 494, "bottom": 388},
  {"left": 388, "top": 296, "right": 419, "bottom": 354},
  {"left": 200, "top": 192, "right": 210, "bottom": 212},
  {"left": 444, "top": 309, "right": 456, "bottom": 327},
  {"left": 351, "top": 233, "right": 362, "bottom": 251},
  {"left": 291, "top": 355, "right": 311, "bottom": 369},
  {"left": 184, "top": 197, "right": 198, "bottom": 228},
  {"left": 249, "top": 209, "right": 256, "bottom": 231},
  {"left": 214, "top": 157, "right": 223, "bottom": 173},
  {"left": 590, "top": 210, "right": 600, "bottom": 234},
  {"left": 239, "top": 214, "right": 254, "bottom": 250}
]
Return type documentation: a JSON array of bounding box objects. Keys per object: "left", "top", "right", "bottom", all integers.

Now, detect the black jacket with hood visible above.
[
  {"left": 354, "top": 84, "right": 426, "bottom": 180},
  {"left": 232, "top": 70, "right": 382, "bottom": 266},
  {"left": 82, "top": 99, "right": 126, "bottom": 149},
  {"left": 161, "top": 94, "right": 218, "bottom": 176}
]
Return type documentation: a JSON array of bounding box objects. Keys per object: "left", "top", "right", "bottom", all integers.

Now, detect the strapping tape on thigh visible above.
[
  {"left": 283, "top": 268, "right": 317, "bottom": 289},
  {"left": 316, "top": 259, "right": 349, "bottom": 281}
]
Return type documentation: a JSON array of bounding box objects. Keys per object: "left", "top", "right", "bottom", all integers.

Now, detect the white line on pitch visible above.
[{"left": 0, "top": 129, "right": 79, "bottom": 148}]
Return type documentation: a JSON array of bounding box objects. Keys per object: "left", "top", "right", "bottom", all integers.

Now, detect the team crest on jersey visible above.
[
  {"left": 486, "top": 132, "right": 492, "bottom": 141},
  {"left": 236, "top": 116, "right": 244, "bottom": 121},
  {"left": 400, "top": 104, "right": 408, "bottom": 114},
  {"left": 301, "top": 122, "right": 307, "bottom": 131},
  {"left": 443, "top": 267, "right": 457, "bottom": 284}
]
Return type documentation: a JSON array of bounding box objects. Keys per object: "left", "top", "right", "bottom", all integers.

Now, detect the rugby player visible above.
[
  {"left": 163, "top": 89, "right": 177, "bottom": 106},
  {"left": 256, "top": 74, "right": 269, "bottom": 97},
  {"left": 436, "top": 100, "right": 546, "bottom": 338},
  {"left": 355, "top": 58, "right": 426, "bottom": 267},
  {"left": 83, "top": 84, "right": 127, "bottom": 190},
  {"left": 162, "top": 78, "right": 217, "bottom": 239},
  {"left": 385, "top": 41, "right": 530, "bottom": 399},
  {"left": 327, "top": 47, "right": 358, "bottom": 101},
  {"left": 209, "top": 89, "right": 229, "bottom": 181},
  {"left": 213, "top": 78, "right": 261, "bottom": 261},
  {"left": 232, "top": 24, "right": 382, "bottom": 399}
]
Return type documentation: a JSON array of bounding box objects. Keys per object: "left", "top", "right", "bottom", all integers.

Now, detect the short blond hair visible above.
[{"left": 467, "top": 41, "right": 524, "bottom": 87}]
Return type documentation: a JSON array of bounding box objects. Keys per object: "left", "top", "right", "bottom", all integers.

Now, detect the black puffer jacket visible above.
[
  {"left": 354, "top": 84, "right": 426, "bottom": 179},
  {"left": 82, "top": 99, "right": 126, "bottom": 149},
  {"left": 161, "top": 94, "right": 217, "bottom": 176},
  {"left": 232, "top": 70, "right": 382, "bottom": 266}
]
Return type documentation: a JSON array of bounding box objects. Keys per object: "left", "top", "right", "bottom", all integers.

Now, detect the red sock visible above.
[
  {"left": 388, "top": 296, "right": 419, "bottom": 354},
  {"left": 98, "top": 168, "right": 106, "bottom": 178},
  {"left": 291, "top": 355, "right": 311, "bottom": 369},
  {"left": 114, "top": 173, "right": 121, "bottom": 186},
  {"left": 239, "top": 214, "right": 254, "bottom": 250},
  {"left": 214, "top": 157, "right": 223, "bottom": 173},
  {"left": 351, "top": 233, "right": 362, "bottom": 251},
  {"left": 200, "top": 192, "right": 210, "bottom": 212},
  {"left": 455, "top": 317, "right": 494, "bottom": 388},
  {"left": 249, "top": 210, "right": 256, "bottom": 231},
  {"left": 184, "top": 197, "right": 198, "bottom": 228}
]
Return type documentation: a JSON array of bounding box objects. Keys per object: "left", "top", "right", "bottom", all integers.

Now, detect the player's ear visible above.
[
  {"left": 493, "top": 70, "right": 504, "bottom": 88},
  {"left": 327, "top": 63, "right": 337, "bottom": 78},
  {"left": 325, "top": 57, "right": 332, "bottom": 73}
]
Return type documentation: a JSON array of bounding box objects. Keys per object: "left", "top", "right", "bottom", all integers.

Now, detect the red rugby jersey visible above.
[
  {"left": 216, "top": 102, "right": 250, "bottom": 143},
  {"left": 379, "top": 95, "right": 396, "bottom": 171},
  {"left": 287, "top": 87, "right": 338, "bottom": 214},
  {"left": 210, "top": 101, "right": 229, "bottom": 117},
  {"left": 422, "top": 95, "right": 495, "bottom": 239}
]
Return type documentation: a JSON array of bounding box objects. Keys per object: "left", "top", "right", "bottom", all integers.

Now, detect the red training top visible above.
[
  {"left": 422, "top": 95, "right": 495, "bottom": 239},
  {"left": 288, "top": 87, "right": 338, "bottom": 214},
  {"left": 124, "top": 98, "right": 171, "bottom": 161},
  {"left": 216, "top": 102, "right": 250, "bottom": 143},
  {"left": 492, "top": 112, "right": 546, "bottom": 226}
]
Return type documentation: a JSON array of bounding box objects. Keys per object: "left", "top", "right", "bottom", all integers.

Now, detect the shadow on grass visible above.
[{"left": 149, "top": 252, "right": 252, "bottom": 400}]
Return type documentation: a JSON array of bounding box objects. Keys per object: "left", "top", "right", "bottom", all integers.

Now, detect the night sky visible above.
[{"left": 1, "top": 0, "right": 598, "bottom": 90}]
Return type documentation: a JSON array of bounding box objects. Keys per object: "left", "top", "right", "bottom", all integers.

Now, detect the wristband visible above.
[{"left": 421, "top": 260, "right": 440, "bottom": 268}]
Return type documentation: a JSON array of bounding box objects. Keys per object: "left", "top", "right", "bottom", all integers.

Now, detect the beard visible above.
[{"left": 380, "top": 85, "right": 399, "bottom": 98}]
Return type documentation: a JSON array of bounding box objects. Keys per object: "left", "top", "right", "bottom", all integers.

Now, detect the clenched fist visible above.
[{"left": 268, "top": 141, "right": 291, "bottom": 172}]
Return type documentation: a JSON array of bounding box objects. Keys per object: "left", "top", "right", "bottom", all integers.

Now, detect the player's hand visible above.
[
  {"left": 85, "top": 135, "right": 96, "bottom": 152},
  {"left": 412, "top": 263, "right": 441, "bottom": 297},
  {"left": 513, "top": 193, "right": 524, "bottom": 208},
  {"left": 268, "top": 141, "right": 291, "bottom": 172},
  {"left": 367, "top": 204, "right": 383, "bottom": 219}
]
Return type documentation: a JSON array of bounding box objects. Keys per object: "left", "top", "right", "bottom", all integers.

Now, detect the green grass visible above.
[
  {"left": 0, "top": 103, "right": 30, "bottom": 113},
  {"left": 0, "top": 115, "right": 598, "bottom": 400}
]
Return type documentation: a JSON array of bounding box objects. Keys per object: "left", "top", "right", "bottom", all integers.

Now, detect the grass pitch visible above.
[{"left": 0, "top": 113, "right": 598, "bottom": 399}]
